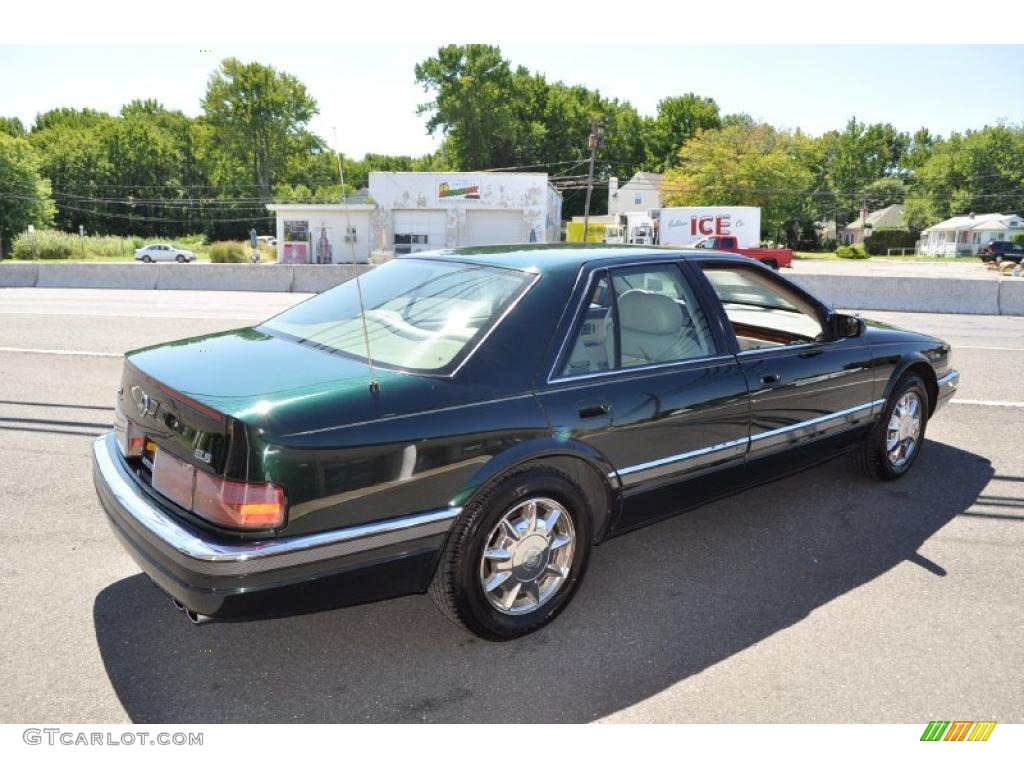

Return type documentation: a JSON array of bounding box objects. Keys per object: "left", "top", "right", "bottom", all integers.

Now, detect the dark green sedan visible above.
[{"left": 93, "top": 245, "right": 959, "bottom": 640}]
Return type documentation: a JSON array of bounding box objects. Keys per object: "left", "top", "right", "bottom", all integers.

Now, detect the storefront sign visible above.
[{"left": 438, "top": 180, "right": 481, "bottom": 204}]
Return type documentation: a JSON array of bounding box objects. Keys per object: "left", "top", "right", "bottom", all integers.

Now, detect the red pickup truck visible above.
[{"left": 689, "top": 235, "right": 793, "bottom": 270}]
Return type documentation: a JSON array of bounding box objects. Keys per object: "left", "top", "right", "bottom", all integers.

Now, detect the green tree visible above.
[
  {"left": 415, "top": 45, "right": 517, "bottom": 170},
  {"left": 0, "top": 117, "right": 26, "bottom": 137},
  {"left": 662, "top": 122, "right": 814, "bottom": 244},
  {"left": 28, "top": 110, "right": 117, "bottom": 233},
  {"left": 201, "top": 58, "right": 318, "bottom": 200},
  {"left": 863, "top": 177, "right": 907, "bottom": 210},
  {"left": 0, "top": 134, "right": 55, "bottom": 256},
  {"left": 904, "top": 124, "right": 1024, "bottom": 229},
  {"left": 415, "top": 45, "right": 649, "bottom": 216},
  {"left": 905, "top": 127, "right": 937, "bottom": 169},
  {"left": 824, "top": 118, "right": 910, "bottom": 216},
  {"left": 643, "top": 93, "right": 721, "bottom": 172}
]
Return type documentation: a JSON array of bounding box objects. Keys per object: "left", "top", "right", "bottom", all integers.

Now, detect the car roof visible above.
[{"left": 398, "top": 244, "right": 751, "bottom": 277}]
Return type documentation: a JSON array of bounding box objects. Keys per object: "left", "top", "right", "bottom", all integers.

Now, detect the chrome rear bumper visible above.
[{"left": 92, "top": 432, "right": 459, "bottom": 616}]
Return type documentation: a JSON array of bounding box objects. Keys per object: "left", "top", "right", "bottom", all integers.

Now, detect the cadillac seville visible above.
[{"left": 92, "top": 245, "right": 959, "bottom": 640}]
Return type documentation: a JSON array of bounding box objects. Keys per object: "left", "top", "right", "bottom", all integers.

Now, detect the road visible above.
[{"left": 0, "top": 288, "right": 1021, "bottom": 723}]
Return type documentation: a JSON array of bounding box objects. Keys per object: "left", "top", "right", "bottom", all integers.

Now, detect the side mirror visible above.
[{"left": 828, "top": 312, "right": 865, "bottom": 339}]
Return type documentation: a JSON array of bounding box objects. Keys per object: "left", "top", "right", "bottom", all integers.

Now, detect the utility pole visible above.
[{"left": 582, "top": 120, "right": 603, "bottom": 242}]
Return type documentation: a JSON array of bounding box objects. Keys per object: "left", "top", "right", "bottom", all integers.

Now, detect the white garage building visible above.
[
  {"left": 368, "top": 172, "right": 562, "bottom": 255},
  {"left": 266, "top": 203, "right": 375, "bottom": 264},
  {"left": 265, "top": 172, "right": 562, "bottom": 263}
]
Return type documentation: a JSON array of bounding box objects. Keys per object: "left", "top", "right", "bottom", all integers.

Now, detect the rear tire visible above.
[
  {"left": 429, "top": 464, "right": 592, "bottom": 641},
  {"left": 852, "top": 374, "right": 929, "bottom": 480},
  {"left": 764, "top": 259, "right": 779, "bottom": 270}
]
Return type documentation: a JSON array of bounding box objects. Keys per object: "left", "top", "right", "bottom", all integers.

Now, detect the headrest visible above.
[{"left": 617, "top": 290, "right": 683, "bottom": 335}]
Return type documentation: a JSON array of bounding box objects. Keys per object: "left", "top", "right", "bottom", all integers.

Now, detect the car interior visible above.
[
  {"left": 560, "top": 264, "right": 831, "bottom": 378},
  {"left": 701, "top": 266, "right": 825, "bottom": 350},
  {"left": 561, "top": 267, "right": 715, "bottom": 377}
]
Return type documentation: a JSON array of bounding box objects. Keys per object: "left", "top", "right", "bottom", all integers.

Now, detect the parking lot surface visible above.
[{"left": 0, "top": 288, "right": 1021, "bottom": 723}]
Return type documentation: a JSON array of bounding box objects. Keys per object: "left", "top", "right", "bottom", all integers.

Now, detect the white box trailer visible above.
[{"left": 659, "top": 207, "right": 761, "bottom": 248}]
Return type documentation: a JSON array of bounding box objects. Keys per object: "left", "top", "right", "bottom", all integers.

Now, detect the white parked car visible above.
[
  {"left": 134, "top": 243, "right": 197, "bottom": 263},
  {"left": 256, "top": 235, "right": 277, "bottom": 247}
]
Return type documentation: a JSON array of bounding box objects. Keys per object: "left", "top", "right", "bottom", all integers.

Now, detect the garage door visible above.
[
  {"left": 465, "top": 210, "right": 524, "bottom": 247},
  {"left": 393, "top": 210, "right": 447, "bottom": 255}
]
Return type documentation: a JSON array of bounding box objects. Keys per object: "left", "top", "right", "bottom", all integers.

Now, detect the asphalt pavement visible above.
[{"left": 0, "top": 288, "right": 1021, "bottom": 723}]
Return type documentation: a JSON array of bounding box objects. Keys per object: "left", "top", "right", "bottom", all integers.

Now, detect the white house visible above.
[
  {"left": 608, "top": 172, "right": 663, "bottom": 217},
  {"left": 368, "top": 172, "right": 562, "bottom": 255},
  {"left": 920, "top": 213, "right": 1024, "bottom": 256}
]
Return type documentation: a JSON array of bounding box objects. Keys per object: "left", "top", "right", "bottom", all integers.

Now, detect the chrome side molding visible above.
[{"left": 612, "top": 399, "right": 885, "bottom": 481}]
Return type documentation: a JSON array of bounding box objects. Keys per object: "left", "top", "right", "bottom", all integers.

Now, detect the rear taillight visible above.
[
  {"left": 193, "top": 471, "right": 285, "bottom": 530},
  {"left": 135, "top": 446, "right": 285, "bottom": 530}
]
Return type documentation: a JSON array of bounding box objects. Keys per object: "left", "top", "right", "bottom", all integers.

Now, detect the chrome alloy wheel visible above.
[
  {"left": 478, "top": 497, "right": 576, "bottom": 616},
  {"left": 886, "top": 391, "right": 923, "bottom": 468}
]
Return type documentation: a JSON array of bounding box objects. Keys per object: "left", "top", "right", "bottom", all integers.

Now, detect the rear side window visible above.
[{"left": 558, "top": 264, "right": 716, "bottom": 377}]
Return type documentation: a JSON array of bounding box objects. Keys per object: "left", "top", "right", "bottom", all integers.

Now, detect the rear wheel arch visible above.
[{"left": 450, "top": 445, "right": 617, "bottom": 545}]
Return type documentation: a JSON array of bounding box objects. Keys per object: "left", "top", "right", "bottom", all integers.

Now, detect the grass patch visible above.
[{"left": 9, "top": 230, "right": 277, "bottom": 263}]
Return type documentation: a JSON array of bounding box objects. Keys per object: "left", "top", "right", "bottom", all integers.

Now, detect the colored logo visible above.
[
  {"left": 920, "top": 721, "right": 996, "bottom": 741},
  {"left": 439, "top": 182, "right": 480, "bottom": 200}
]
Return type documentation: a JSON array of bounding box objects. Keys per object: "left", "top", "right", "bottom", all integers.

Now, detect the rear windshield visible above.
[{"left": 260, "top": 258, "right": 534, "bottom": 374}]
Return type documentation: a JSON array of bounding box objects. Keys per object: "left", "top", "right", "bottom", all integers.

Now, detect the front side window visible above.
[
  {"left": 559, "top": 264, "right": 716, "bottom": 377},
  {"left": 261, "top": 259, "right": 534, "bottom": 373},
  {"left": 702, "top": 266, "right": 825, "bottom": 351}
]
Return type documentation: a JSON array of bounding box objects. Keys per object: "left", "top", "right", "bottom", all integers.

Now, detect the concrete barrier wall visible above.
[
  {"left": 788, "top": 274, "right": 1002, "bottom": 315},
  {"left": 36, "top": 262, "right": 158, "bottom": 289},
  {"left": 998, "top": 279, "right": 1024, "bottom": 316},
  {"left": 0, "top": 261, "right": 38, "bottom": 287},
  {"left": 154, "top": 263, "right": 295, "bottom": 292},
  {"left": 3, "top": 261, "right": 1024, "bottom": 315},
  {"left": 0, "top": 262, "right": 374, "bottom": 294},
  {"left": 292, "top": 265, "right": 369, "bottom": 294}
]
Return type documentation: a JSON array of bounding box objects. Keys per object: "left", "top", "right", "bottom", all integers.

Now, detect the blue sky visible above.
[{"left": 2, "top": 45, "right": 1021, "bottom": 157}]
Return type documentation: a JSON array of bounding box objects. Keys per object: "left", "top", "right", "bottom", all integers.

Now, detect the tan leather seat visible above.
[{"left": 605, "top": 290, "right": 707, "bottom": 366}]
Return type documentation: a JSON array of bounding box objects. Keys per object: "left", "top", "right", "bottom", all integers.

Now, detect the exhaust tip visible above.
[
  {"left": 185, "top": 608, "right": 213, "bottom": 625},
  {"left": 171, "top": 598, "right": 186, "bottom": 612}
]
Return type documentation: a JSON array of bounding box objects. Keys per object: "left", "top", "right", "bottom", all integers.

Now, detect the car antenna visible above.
[{"left": 334, "top": 127, "right": 379, "bottom": 394}]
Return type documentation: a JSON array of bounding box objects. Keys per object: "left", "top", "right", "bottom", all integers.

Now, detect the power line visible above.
[{"left": 0, "top": 193, "right": 273, "bottom": 223}]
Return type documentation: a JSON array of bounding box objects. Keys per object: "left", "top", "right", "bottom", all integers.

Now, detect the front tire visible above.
[
  {"left": 141, "top": 255, "right": 152, "bottom": 263},
  {"left": 854, "top": 374, "right": 929, "bottom": 480},
  {"left": 429, "top": 464, "right": 592, "bottom": 641},
  {"left": 176, "top": 254, "right": 186, "bottom": 263}
]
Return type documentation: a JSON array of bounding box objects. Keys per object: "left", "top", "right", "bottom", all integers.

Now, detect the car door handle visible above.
[
  {"left": 760, "top": 373, "right": 781, "bottom": 385},
  {"left": 578, "top": 404, "right": 610, "bottom": 419}
]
